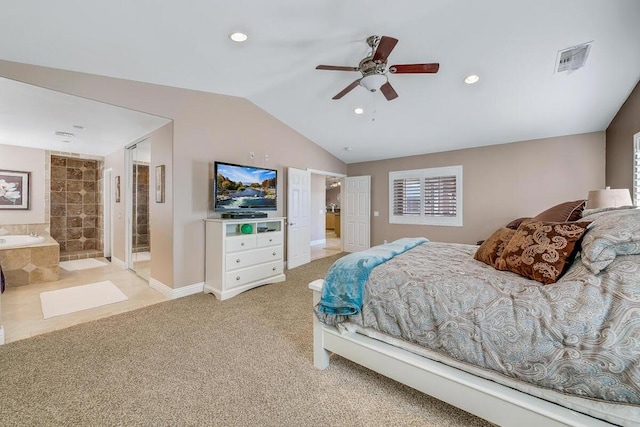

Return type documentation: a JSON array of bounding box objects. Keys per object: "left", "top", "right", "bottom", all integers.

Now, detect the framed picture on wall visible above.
[
  {"left": 155, "top": 165, "right": 165, "bottom": 203},
  {"left": 0, "top": 169, "right": 30, "bottom": 210},
  {"left": 115, "top": 175, "right": 121, "bottom": 203}
]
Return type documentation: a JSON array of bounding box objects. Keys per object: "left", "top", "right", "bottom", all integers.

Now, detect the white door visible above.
[
  {"left": 343, "top": 175, "right": 371, "bottom": 252},
  {"left": 287, "top": 167, "right": 311, "bottom": 269}
]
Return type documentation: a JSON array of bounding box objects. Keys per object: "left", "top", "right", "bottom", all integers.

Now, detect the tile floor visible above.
[
  {"left": 1, "top": 258, "right": 167, "bottom": 344},
  {"left": 311, "top": 231, "right": 341, "bottom": 261},
  {"left": 3, "top": 236, "right": 339, "bottom": 345}
]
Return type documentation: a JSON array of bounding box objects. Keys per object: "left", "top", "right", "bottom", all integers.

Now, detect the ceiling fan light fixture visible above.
[
  {"left": 464, "top": 74, "right": 480, "bottom": 84},
  {"left": 229, "top": 32, "right": 248, "bottom": 43},
  {"left": 359, "top": 74, "right": 388, "bottom": 92}
]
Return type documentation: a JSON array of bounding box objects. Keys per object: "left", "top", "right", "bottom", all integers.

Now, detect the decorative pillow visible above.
[
  {"left": 580, "top": 208, "right": 640, "bottom": 274},
  {"left": 531, "top": 200, "right": 586, "bottom": 223},
  {"left": 505, "top": 217, "right": 531, "bottom": 230},
  {"left": 495, "top": 221, "right": 591, "bottom": 284},
  {"left": 474, "top": 228, "right": 516, "bottom": 268}
]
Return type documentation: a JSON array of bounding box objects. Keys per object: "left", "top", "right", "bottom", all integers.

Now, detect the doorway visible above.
[{"left": 125, "top": 139, "right": 151, "bottom": 281}]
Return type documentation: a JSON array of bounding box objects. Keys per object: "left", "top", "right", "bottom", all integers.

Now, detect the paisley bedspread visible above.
[{"left": 316, "top": 241, "right": 640, "bottom": 406}]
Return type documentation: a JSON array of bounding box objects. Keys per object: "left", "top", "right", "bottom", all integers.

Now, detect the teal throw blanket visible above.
[{"left": 317, "top": 237, "right": 429, "bottom": 316}]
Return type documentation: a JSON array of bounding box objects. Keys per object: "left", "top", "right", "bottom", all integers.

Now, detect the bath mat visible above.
[
  {"left": 40, "top": 281, "right": 128, "bottom": 319},
  {"left": 59, "top": 258, "right": 108, "bottom": 271}
]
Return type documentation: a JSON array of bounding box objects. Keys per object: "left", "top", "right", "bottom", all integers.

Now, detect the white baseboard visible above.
[
  {"left": 0, "top": 325, "right": 4, "bottom": 345},
  {"left": 149, "top": 278, "right": 204, "bottom": 299},
  {"left": 311, "top": 239, "right": 326, "bottom": 246},
  {"left": 111, "top": 256, "right": 126, "bottom": 269}
]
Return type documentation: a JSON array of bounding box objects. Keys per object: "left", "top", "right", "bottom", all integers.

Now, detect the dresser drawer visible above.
[
  {"left": 226, "top": 261, "right": 284, "bottom": 289},
  {"left": 257, "top": 231, "right": 283, "bottom": 248},
  {"left": 226, "top": 246, "right": 283, "bottom": 271},
  {"left": 226, "top": 235, "right": 257, "bottom": 253}
]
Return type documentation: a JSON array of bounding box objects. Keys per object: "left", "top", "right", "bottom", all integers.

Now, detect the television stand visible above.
[{"left": 203, "top": 217, "right": 285, "bottom": 300}]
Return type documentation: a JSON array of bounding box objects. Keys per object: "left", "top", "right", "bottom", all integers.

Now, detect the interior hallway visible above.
[{"left": 311, "top": 230, "right": 341, "bottom": 261}]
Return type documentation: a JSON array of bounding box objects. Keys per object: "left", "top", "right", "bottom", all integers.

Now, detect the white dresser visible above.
[{"left": 204, "top": 217, "right": 286, "bottom": 300}]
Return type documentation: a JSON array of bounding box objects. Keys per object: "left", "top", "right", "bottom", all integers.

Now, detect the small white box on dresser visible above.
[{"left": 204, "top": 217, "right": 286, "bottom": 300}]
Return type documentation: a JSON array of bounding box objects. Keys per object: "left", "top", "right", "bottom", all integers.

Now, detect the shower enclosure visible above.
[{"left": 126, "top": 139, "right": 151, "bottom": 281}]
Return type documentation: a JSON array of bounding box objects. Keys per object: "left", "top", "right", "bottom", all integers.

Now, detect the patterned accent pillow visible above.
[
  {"left": 580, "top": 208, "right": 640, "bottom": 274},
  {"left": 474, "top": 228, "right": 516, "bottom": 268},
  {"left": 495, "top": 221, "right": 591, "bottom": 284}
]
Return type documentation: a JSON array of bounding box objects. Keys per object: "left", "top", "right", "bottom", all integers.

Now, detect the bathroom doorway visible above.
[{"left": 125, "top": 139, "right": 151, "bottom": 281}]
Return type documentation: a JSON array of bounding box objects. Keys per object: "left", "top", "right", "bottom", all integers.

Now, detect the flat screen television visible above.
[{"left": 213, "top": 161, "right": 277, "bottom": 212}]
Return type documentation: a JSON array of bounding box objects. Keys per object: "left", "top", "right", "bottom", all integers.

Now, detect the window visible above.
[
  {"left": 389, "top": 165, "right": 463, "bottom": 226},
  {"left": 634, "top": 133, "right": 640, "bottom": 206}
]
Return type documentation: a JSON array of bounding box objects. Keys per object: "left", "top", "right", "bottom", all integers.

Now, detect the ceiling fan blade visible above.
[
  {"left": 388, "top": 63, "right": 440, "bottom": 74},
  {"left": 332, "top": 79, "right": 361, "bottom": 100},
  {"left": 316, "top": 65, "right": 359, "bottom": 72},
  {"left": 372, "top": 36, "right": 399, "bottom": 63},
  {"left": 380, "top": 82, "right": 398, "bottom": 101}
]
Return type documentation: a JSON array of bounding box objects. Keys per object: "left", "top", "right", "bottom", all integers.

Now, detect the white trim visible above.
[
  {"left": 149, "top": 278, "right": 204, "bottom": 299},
  {"left": 309, "top": 281, "right": 617, "bottom": 427},
  {"left": 633, "top": 132, "right": 640, "bottom": 206},
  {"left": 311, "top": 239, "right": 326, "bottom": 246},
  {"left": 111, "top": 256, "right": 126, "bottom": 269},
  {"left": 306, "top": 168, "right": 347, "bottom": 177},
  {"left": 0, "top": 325, "right": 5, "bottom": 345}
]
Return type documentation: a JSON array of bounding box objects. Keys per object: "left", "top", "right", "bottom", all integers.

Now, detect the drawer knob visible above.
[
  {"left": 269, "top": 238, "right": 272, "bottom": 242},
  {"left": 236, "top": 258, "right": 241, "bottom": 263},
  {"left": 272, "top": 252, "right": 276, "bottom": 256},
  {"left": 236, "top": 276, "right": 241, "bottom": 281},
  {"left": 241, "top": 242, "right": 245, "bottom": 246},
  {"left": 272, "top": 267, "right": 276, "bottom": 271}
]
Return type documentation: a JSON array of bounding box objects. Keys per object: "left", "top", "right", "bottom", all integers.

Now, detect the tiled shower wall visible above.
[
  {"left": 50, "top": 155, "right": 104, "bottom": 257},
  {"left": 133, "top": 163, "right": 150, "bottom": 253}
]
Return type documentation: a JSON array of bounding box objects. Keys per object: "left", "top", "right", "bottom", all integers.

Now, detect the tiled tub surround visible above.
[
  {"left": 0, "top": 233, "right": 59, "bottom": 287},
  {"left": 50, "top": 156, "right": 104, "bottom": 260}
]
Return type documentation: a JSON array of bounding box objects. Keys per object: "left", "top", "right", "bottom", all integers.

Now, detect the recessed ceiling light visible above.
[
  {"left": 62, "top": 140, "right": 72, "bottom": 144},
  {"left": 344, "top": 147, "right": 352, "bottom": 151},
  {"left": 72, "top": 125, "right": 85, "bottom": 130},
  {"left": 464, "top": 74, "right": 480, "bottom": 85},
  {"left": 229, "top": 32, "right": 248, "bottom": 43},
  {"left": 353, "top": 107, "right": 364, "bottom": 115}
]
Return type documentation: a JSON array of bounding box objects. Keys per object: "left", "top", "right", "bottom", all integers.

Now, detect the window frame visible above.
[
  {"left": 634, "top": 132, "right": 640, "bottom": 206},
  {"left": 389, "top": 165, "right": 463, "bottom": 227}
]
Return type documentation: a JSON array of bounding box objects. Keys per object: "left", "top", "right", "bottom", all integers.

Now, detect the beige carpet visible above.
[
  {"left": 1, "top": 254, "right": 490, "bottom": 427},
  {"left": 40, "top": 281, "right": 129, "bottom": 319}
]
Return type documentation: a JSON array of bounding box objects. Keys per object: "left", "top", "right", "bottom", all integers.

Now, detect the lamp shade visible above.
[
  {"left": 359, "top": 74, "right": 388, "bottom": 92},
  {"left": 586, "top": 188, "right": 632, "bottom": 209}
]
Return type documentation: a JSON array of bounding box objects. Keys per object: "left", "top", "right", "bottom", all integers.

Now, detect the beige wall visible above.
[
  {"left": 310, "top": 174, "right": 326, "bottom": 243},
  {"left": 348, "top": 132, "right": 606, "bottom": 246},
  {"left": 606, "top": 80, "right": 640, "bottom": 190},
  {"left": 0, "top": 60, "right": 347, "bottom": 289},
  {"left": 0, "top": 144, "right": 46, "bottom": 225},
  {"left": 149, "top": 123, "right": 174, "bottom": 287}
]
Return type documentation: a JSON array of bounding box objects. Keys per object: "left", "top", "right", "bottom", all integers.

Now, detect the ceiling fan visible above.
[{"left": 315, "top": 35, "right": 439, "bottom": 101}]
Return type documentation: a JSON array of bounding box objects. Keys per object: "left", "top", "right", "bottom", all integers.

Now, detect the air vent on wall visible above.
[{"left": 555, "top": 42, "right": 592, "bottom": 73}]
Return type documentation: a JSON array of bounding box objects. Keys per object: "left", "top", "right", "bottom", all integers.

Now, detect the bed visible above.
[{"left": 310, "top": 206, "right": 640, "bottom": 426}]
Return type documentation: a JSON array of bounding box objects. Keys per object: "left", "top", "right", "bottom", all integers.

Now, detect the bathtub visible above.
[{"left": 0, "top": 235, "right": 46, "bottom": 249}]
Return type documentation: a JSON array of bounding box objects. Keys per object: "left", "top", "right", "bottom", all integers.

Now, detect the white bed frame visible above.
[{"left": 309, "top": 279, "right": 617, "bottom": 427}]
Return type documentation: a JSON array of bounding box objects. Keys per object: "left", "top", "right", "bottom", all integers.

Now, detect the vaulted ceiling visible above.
[{"left": 0, "top": 0, "right": 639, "bottom": 163}]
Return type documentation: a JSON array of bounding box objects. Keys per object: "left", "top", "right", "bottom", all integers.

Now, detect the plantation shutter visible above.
[
  {"left": 392, "top": 177, "right": 421, "bottom": 216},
  {"left": 389, "top": 166, "right": 463, "bottom": 226},
  {"left": 424, "top": 175, "right": 457, "bottom": 217}
]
